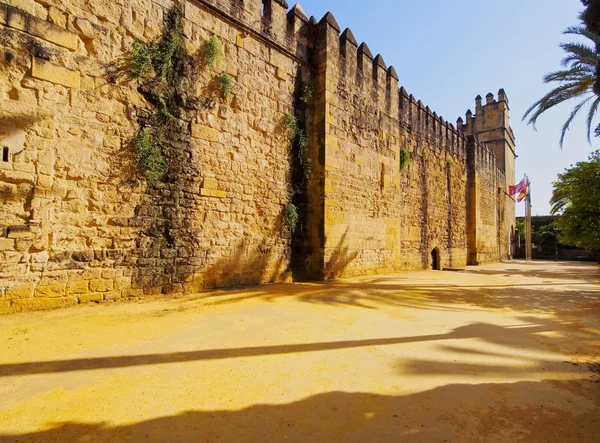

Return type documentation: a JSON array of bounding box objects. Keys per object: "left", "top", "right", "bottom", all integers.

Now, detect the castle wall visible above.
[
  {"left": 0, "top": 0, "right": 515, "bottom": 313},
  {"left": 0, "top": 0, "right": 312, "bottom": 313},
  {"left": 314, "top": 16, "right": 468, "bottom": 277}
]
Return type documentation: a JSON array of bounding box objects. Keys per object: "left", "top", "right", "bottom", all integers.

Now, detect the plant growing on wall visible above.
[
  {"left": 300, "top": 84, "right": 314, "bottom": 103},
  {"left": 204, "top": 36, "right": 222, "bottom": 69},
  {"left": 400, "top": 147, "right": 411, "bottom": 170},
  {"left": 284, "top": 112, "right": 298, "bottom": 136},
  {"left": 285, "top": 203, "right": 300, "bottom": 233},
  {"left": 116, "top": 1, "right": 208, "bottom": 188},
  {"left": 284, "top": 113, "right": 310, "bottom": 177},
  {"left": 132, "top": 130, "right": 166, "bottom": 185},
  {"left": 218, "top": 72, "right": 233, "bottom": 99},
  {"left": 126, "top": 12, "right": 185, "bottom": 82},
  {"left": 127, "top": 41, "right": 154, "bottom": 79}
]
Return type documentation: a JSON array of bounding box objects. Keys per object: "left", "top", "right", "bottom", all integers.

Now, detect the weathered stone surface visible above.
[
  {"left": 77, "top": 292, "right": 103, "bottom": 303},
  {"left": 11, "top": 297, "right": 77, "bottom": 312},
  {"left": 191, "top": 124, "right": 219, "bottom": 142},
  {"left": 27, "top": 14, "right": 79, "bottom": 50},
  {"left": 31, "top": 57, "right": 80, "bottom": 88}
]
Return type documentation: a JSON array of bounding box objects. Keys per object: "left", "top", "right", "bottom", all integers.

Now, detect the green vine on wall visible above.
[
  {"left": 204, "top": 36, "right": 222, "bottom": 69},
  {"left": 125, "top": 12, "right": 185, "bottom": 82},
  {"left": 285, "top": 203, "right": 300, "bottom": 233},
  {"left": 284, "top": 113, "right": 310, "bottom": 177},
  {"left": 218, "top": 72, "right": 233, "bottom": 99},
  {"left": 116, "top": 2, "right": 236, "bottom": 186},
  {"left": 300, "top": 84, "right": 314, "bottom": 103},
  {"left": 132, "top": 130, "right": 166, "bottom": 185},
  {"left": 127, "top": 41, "right": 154, "bottom": 80},
  {"left": 400, "top": 147, "right": 411, "bottom": 170}
]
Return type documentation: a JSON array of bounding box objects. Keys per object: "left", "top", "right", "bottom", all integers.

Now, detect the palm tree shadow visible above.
[{"left": 1, "top": 378, "right": 598, "bottom": 443}]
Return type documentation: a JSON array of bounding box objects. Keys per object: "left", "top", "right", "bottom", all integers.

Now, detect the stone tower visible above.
[
  {"left": 462, "top": 90, "right": 516, "bottom": 180},
  {"left": 460, "top": 90, "right": 517, "bottom": 260}
]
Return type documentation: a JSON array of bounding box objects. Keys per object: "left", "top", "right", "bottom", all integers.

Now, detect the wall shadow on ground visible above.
[
  {"left": 0, "top": 313, "right": 595, "bottom": 378},
  {"left": 0, "top": 377, "right": 598, "bottom": 443},
  {"left": 467, "top": 261, "right": 600, "bottom": 283},
  {"left": 324, "top": 230, "right": 360, "bottom": 280},
  {"left": 173, "top": 261, "right": 600, "bottom": 318}
]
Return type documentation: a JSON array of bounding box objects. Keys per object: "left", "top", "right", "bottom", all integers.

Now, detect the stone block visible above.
[
  {"left": 6, "top": 6, "right": 27, "bottom": 31},
  {"left": 31, "top": 57, "right": 80, "bottom": 89},
  {"left": 200, "top": 188, "right": 226, "bottom": 198},
  {"left": 89, "top": 279, "right": 112, "bottom": 292},
  {"left": 191, "top": 124, "right": 219, "bottom": 142},
  {"left": 6, "top": 225, "right": 33, "bottom": 239},
  {"left": 67, "top": 279, "right": 89, "bottom": 295},
  {"left": 202, "top": 177, "right": 218, "bottom": 190},
  {"left": 34, "top": 282, "right": 66, "bottom": 298},
  {"left": 236, "top": 33, "right": 244, "bottom": 48},
  {"left": 104, "top": 291, "right": 121, "bottom": 300},
  {"left": 0, "top": 3, "right": 6, "bottom": 25},
  {"left": 78, "top": 292, "right": 104, "bottom": 303},
  {"left": 12, "top": 297, "right": 77, "bottom": 312},
  {"left": 275, "top": 67, "right": 286, "bottom": 80},
  {"left": 48, "top": 6, "right": 67, "bottom": 27},
  {"left": 27, "top": 15, "right": 78, "bottom": 50},
  {"left": 0, "top": 238, "right": 15, "bottom": 251},
  {"left": 5, "top": 282, "right": 35, "bottom": 300}
]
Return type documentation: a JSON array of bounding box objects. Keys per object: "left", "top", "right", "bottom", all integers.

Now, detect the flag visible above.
[
  {"left": 509, "top": 177, "right": 528, "bottom": 198},
  {"left": 516, "top": 177, "right": 530, "bottom": 203}
]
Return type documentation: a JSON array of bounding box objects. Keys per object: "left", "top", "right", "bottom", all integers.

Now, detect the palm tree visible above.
[{"left": 523, "top": 26, "right": 600, "bottom": 148}]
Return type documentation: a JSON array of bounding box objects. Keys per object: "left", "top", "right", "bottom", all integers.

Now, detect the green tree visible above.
[
  {"left": 581, "top": 1, "right": 600, "bottom": 36},
  {"left": 551, "top": 150, "right": 600, "bottom": 250},
  {"left": 523, "top": 26, "right": 600, "bottom": 147}
]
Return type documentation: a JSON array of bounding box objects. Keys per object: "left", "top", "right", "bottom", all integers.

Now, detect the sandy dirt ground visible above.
[{"left": 0, "top": 260, "right": 599, "bottom": 442}]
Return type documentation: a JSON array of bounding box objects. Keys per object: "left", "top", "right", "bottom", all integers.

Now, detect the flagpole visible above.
[
  {"left": 525, "top": 191, "right": 529, "bottom": 262},
  {"left": 525, "top": 176, "right": 533, "bottom": 261}
]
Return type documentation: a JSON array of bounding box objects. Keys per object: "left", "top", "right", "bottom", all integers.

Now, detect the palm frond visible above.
[
  {"left": 586, "top": 96, "right": 600, "bottom": 142},
  {"left": 560, "top": 96, "right": 593, "bottom": 148},
  {"left": 524, "top": 25, "right": 600, "bottom": 147},
  {"left": 564, "top": 25, "right": 600, "bottom": 47},
  {"left": 560, "top": 42, "right": 599, "bottom": 68},
  {"left": 523, "top": 83, "right": 592, "bottom": 128}
]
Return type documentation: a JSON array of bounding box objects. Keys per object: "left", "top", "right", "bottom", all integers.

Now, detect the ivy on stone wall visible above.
[
  {"left": 400, "top": 147, "right": 411, "bottom": 170},
  {"left": 284, "top": 113, "right": 310, "bottom": 177},
  {"left": 116, "top": 2, "right": 233, "bottom": 186},
  {"left": 300, "top": 84, "right": 314, "bottom": 104},
  {"left": 203, "top": 36, "right": 223, "bottom": 69},
  {"left": 132, "top": 130, "right": 166, "bottom": 184},
  {"left": 218, "top": 72, "right": 233, "bottom": 99},
  {"left": 285, "top": 203, "right": 300, "bottom": 233}
]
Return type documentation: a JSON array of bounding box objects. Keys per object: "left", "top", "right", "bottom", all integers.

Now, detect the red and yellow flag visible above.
[{"left": 509, "top": 177, "right": 529, "bottom": 202}]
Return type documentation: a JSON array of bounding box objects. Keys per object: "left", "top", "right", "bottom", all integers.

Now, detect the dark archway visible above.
[
  {"left": 431, "top": 248, "right": 440, "bottom": 271},
  {"left": 510, "top": 225, "right": 515, "bottom": 259}
]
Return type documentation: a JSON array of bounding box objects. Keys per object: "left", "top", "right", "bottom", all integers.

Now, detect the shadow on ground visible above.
[
  {"left": 0, "top": 314, "right": 596, "bottom": 377},
  {"left": 170, "top": 261, "right": 600, "bottom": 316},
  {"left": 1, "top": 377, "right": 598, "bottom": 443},
  {"left": 1, "top": 263, "right": 599, "bottom": 442}
]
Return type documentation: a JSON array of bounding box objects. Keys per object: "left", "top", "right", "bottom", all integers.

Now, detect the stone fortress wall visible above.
[{"left": 0, "top": 0, "right": 515, "bottom": 313}]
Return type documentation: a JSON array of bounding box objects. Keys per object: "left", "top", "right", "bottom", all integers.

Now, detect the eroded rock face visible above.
[{"left": 0, "top": 0, "right": 514, "bottom": 313}]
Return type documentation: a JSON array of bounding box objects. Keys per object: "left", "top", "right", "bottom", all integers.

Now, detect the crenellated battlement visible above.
[
  {"left": 461, "top": 90, "right": 516, "bottom": 176},
  {"left": 398, "top": 87, "right": 469, "bottom": 159},
  {"left": 190, "top": 2, "right": 509, "bottom": 171},
  {"left": 312, "top": 9, "right": 470, "bottom": 162},
  {"left": 191, "top": 0, "right": 312, "bottom": 60}
]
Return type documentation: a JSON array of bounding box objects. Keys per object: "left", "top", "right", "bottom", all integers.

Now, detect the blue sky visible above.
[{"left": 295, "top": 0, "right": 592, "bottom": 216}]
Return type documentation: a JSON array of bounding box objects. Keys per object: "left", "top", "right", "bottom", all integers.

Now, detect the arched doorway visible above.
[
  {"left": 510, "top": 225, "right": 515, "bottom": 258},
  {"left": 431, "top": 248, "right": 440, "bottom": 270}
]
